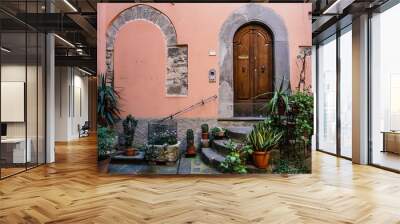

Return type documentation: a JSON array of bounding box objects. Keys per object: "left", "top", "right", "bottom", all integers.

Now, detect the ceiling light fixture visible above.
[
  {"left": 323, "top": 0, "right": 355, "bottom": 15},
  {"left": 1, "top": 47, "right": 11, "bottom": 53},
  {"left": 63, "top": 0, "right": 78, "bottom": 12},
  {"left": 54, "top": 34, "right": 75, "bottom": 48},
  {"left": 78, "top": 67, "right": 93, "bottom": 76}
]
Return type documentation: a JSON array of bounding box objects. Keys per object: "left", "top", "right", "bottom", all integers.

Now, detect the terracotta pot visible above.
[
  {"left": 201, "top": 132, "right": 209, "bottom": 139},
  {"left": 186, "top": 145, "right": 196, "bottom": 157},
  {"left": 125, "top": 148, "right": 137, "bottom": 156},
  {"left": 252, "top": 151, "right": 271, "bottom": 169},
  {"left": 201, "top": 139, "right": 210, "bottom": 148}
]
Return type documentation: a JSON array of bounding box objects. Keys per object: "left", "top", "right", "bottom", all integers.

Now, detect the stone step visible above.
[
  {"left": 211, "top": 139, "right": 231, "bottom": 156},
  {"left": 200, "top": 148, "right": 225, "bottom": 170},
  {"left": 200, "top": 147, "right": 270, "bottom": 174},
  {"left": 225, "top": 126, "right": 253, "bottom": 141}
]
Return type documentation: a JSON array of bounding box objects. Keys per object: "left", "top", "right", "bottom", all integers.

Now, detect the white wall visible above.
[{"left": 55, "top": 67, "right": 89, "bottom": 141}]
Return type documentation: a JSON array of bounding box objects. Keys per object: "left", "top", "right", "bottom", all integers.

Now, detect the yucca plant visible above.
[
  {"left": 247, "top": 122, "right": 283, "bottom": 152},
  {"left": 97, "top": 73, "right": 121, "bottom": 127},
  {"left": 255, "top": 79, "right": 290, "bottom": 115}
]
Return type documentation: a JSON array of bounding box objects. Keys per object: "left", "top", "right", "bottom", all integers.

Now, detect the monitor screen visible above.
[{"left": 1, "top": 123, "right": 7, "bottom": 137}]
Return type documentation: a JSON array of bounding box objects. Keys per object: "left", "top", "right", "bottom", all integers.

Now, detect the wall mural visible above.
[{"left": 98, "top": 3, "right": 313, "bottom": 175}]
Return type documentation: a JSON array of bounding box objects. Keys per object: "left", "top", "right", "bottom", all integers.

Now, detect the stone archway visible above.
[
  {"left": 218, "top": 4, "right": 290, "bottom": 117},
  {"left": 105, "top": 4, "right": 188, "bottom": 96}
]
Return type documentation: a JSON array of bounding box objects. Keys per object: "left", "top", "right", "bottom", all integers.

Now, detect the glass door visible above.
[
  {"left": 317, "top": 35, "right": 337, "bottom": 155},
  {"left": 339, "top": 26, "right": 352, "bottom": 158}
]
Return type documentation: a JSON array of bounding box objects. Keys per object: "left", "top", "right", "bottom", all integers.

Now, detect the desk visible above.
[
  {"left": 382, "top": 131, "right": 400, "bottom": 154},
  {"left": 1, "top": 138, "right": 31, "bottom": 163}
]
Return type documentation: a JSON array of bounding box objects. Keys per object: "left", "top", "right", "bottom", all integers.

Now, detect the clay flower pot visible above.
[
  {"left": 186, "top": 144, "right": 196, "bottom": 157},
  {"left": 201, "top": 132, "right": 209, "bottom": 140},
  {"left": 201, "top": 139, "right": 210, "bottom": 148},
  {"left": 252, "top": 151, "right": 271, "bottom": 169},
  {"left": 125, "top": 148, "right": 137, "bottom": 156}
]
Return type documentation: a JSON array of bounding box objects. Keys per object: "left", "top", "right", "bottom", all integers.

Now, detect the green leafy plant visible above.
[
  {"left": 220, "top": 140, "right": 253, "bottom": 174},
  {"left": 98, "top": 126, "right": 116, "bottom": 159},
  {"left": 211, "top": 127, "right": 225, "bottom": 137},
  {"left": 97, "top": 73, "right": 121, "bottom": 127},
  {"left": 201, "top": 124, "right": 209, "bottom": 133},
  {"left": 247, "top": 122, "right": 283, "bottom": 152},
  {"left": 289, "top": 89, "right": 313, "bottom": 143},
  {"left": 122, "top": 114, "right": 138, "bottom": 148}
]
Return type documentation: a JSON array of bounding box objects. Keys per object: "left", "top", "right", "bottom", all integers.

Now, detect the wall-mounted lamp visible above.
[
  {"left": 63, "top": 0, "right": 78, "bottom": 12},
  {"left": 1, "top": 47, "right": 11, "bottom": 53},
  {"left": 54, "top": 34, "right": 75, "bottom": 48}
]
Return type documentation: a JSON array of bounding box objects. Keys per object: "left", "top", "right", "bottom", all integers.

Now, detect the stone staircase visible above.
[{"left": 200, "top": 126, "right": 253, "bottom": 172}]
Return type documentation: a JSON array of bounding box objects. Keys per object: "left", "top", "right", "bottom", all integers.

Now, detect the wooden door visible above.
[{"left": 233, "top": 24, "right": 273, "bottom": 117}]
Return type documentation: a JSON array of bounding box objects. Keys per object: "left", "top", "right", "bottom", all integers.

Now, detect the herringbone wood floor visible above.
[{"left": 1, "top": 136, "right": 400, "bottom": 224}]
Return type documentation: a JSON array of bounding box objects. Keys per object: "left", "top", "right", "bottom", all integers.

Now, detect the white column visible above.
[
  {"left": 352, "top": 14, "right": 369, "bottom": 164},
  {"left": 46, "top": 32, "right": 55, "bottom": 163}
]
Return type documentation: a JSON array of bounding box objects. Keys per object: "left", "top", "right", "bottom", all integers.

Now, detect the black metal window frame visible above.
[
  {"left": 0, "top": 0, "right": 48, "bottom": 180},
  {"left": 315, "top": 22, "right": 353, "bottom": 161}
]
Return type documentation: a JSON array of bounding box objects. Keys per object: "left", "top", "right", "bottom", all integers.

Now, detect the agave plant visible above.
[
  {"left": 246, "top": 122, "right": 283, "bottom": 152},
  {"left": 97, "top": 73, "right": 121, "bottom": 127}
]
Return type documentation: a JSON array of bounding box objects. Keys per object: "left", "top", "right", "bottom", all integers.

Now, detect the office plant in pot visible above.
[
  {"left": 247, "top": 123, "right": 283, "bottom": 169},
  {"left": 186, "top": 129, "right": 196, "bottom": 157},
  {"left": 122, "top": 114, "right": 138, "bottom": 156}
]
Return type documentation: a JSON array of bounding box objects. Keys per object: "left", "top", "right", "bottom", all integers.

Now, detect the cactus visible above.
[
  {"left": 122, "top": 114, "right": 138, "bottom": 147},
  {"left": 186, "top": 129, "right": 194, "bottom": 145},
  {"left": 201, "top": 123, "right": 209, "bottom": 133}
]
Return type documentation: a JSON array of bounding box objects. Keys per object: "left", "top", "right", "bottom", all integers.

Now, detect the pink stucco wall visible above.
[{"left": 98, "top": 3, "right": 312, "bottom": 118}]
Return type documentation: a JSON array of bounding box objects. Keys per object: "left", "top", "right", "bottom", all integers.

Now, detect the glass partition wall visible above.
[
  {"left": 0, "top": 2, "right": 46, "bottom": 179},
  {"left": 316, "top": 25, "right": 352, "bottom": 159}
]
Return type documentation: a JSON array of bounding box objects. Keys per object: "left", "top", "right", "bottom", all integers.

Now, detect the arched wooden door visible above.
[{"left": 233, "top": 24, "right": 273, "bottom": 117}]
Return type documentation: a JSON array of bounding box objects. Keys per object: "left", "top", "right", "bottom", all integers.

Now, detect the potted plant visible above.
[
  {"left": 122, "top": 114, "right": 138, "bottom": 156},
  {"left": 98, "top": 126, "right": 117, "bottom": 161},
  {"left": 186, "top": 129, "right": 196, "bottom": 157},
  {"left": 220, "top": 140, "right": 253, "bottom": 174},
  {"left": 211, "top": 127, "right": 225, "bottom": 139},
  {"left": 147, "top": 129, "right": 180, "bottom": 164},
  {"left": 289, "top": 89, "right": 314, "bottom": 143},
  {"left": 247, "top": 122, "right": 283, "bottom": 169},
  {"left": 266, "top": 80, "right": 290, "bottom": 115},
  {"left": 97, "top": 73, "right": 121, "bottom": 127},
  {"left": 201, "top": 123, "right": 209, "bottom": 139},
  {"left": 200, "top": 124, "right": 210, "bottom": 148}
]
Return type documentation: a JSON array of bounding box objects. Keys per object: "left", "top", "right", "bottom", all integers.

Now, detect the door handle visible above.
[
  {"left": 261, "top": 66, "right": 265, "bottom": 73},
  {"left": 242, "top": 67, "right": 246, "bottom": 73}
]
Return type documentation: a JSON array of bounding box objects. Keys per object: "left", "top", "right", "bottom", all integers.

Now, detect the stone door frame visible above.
[{"left": 218, "top": 4, "right": 290, "bottom": 118}]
